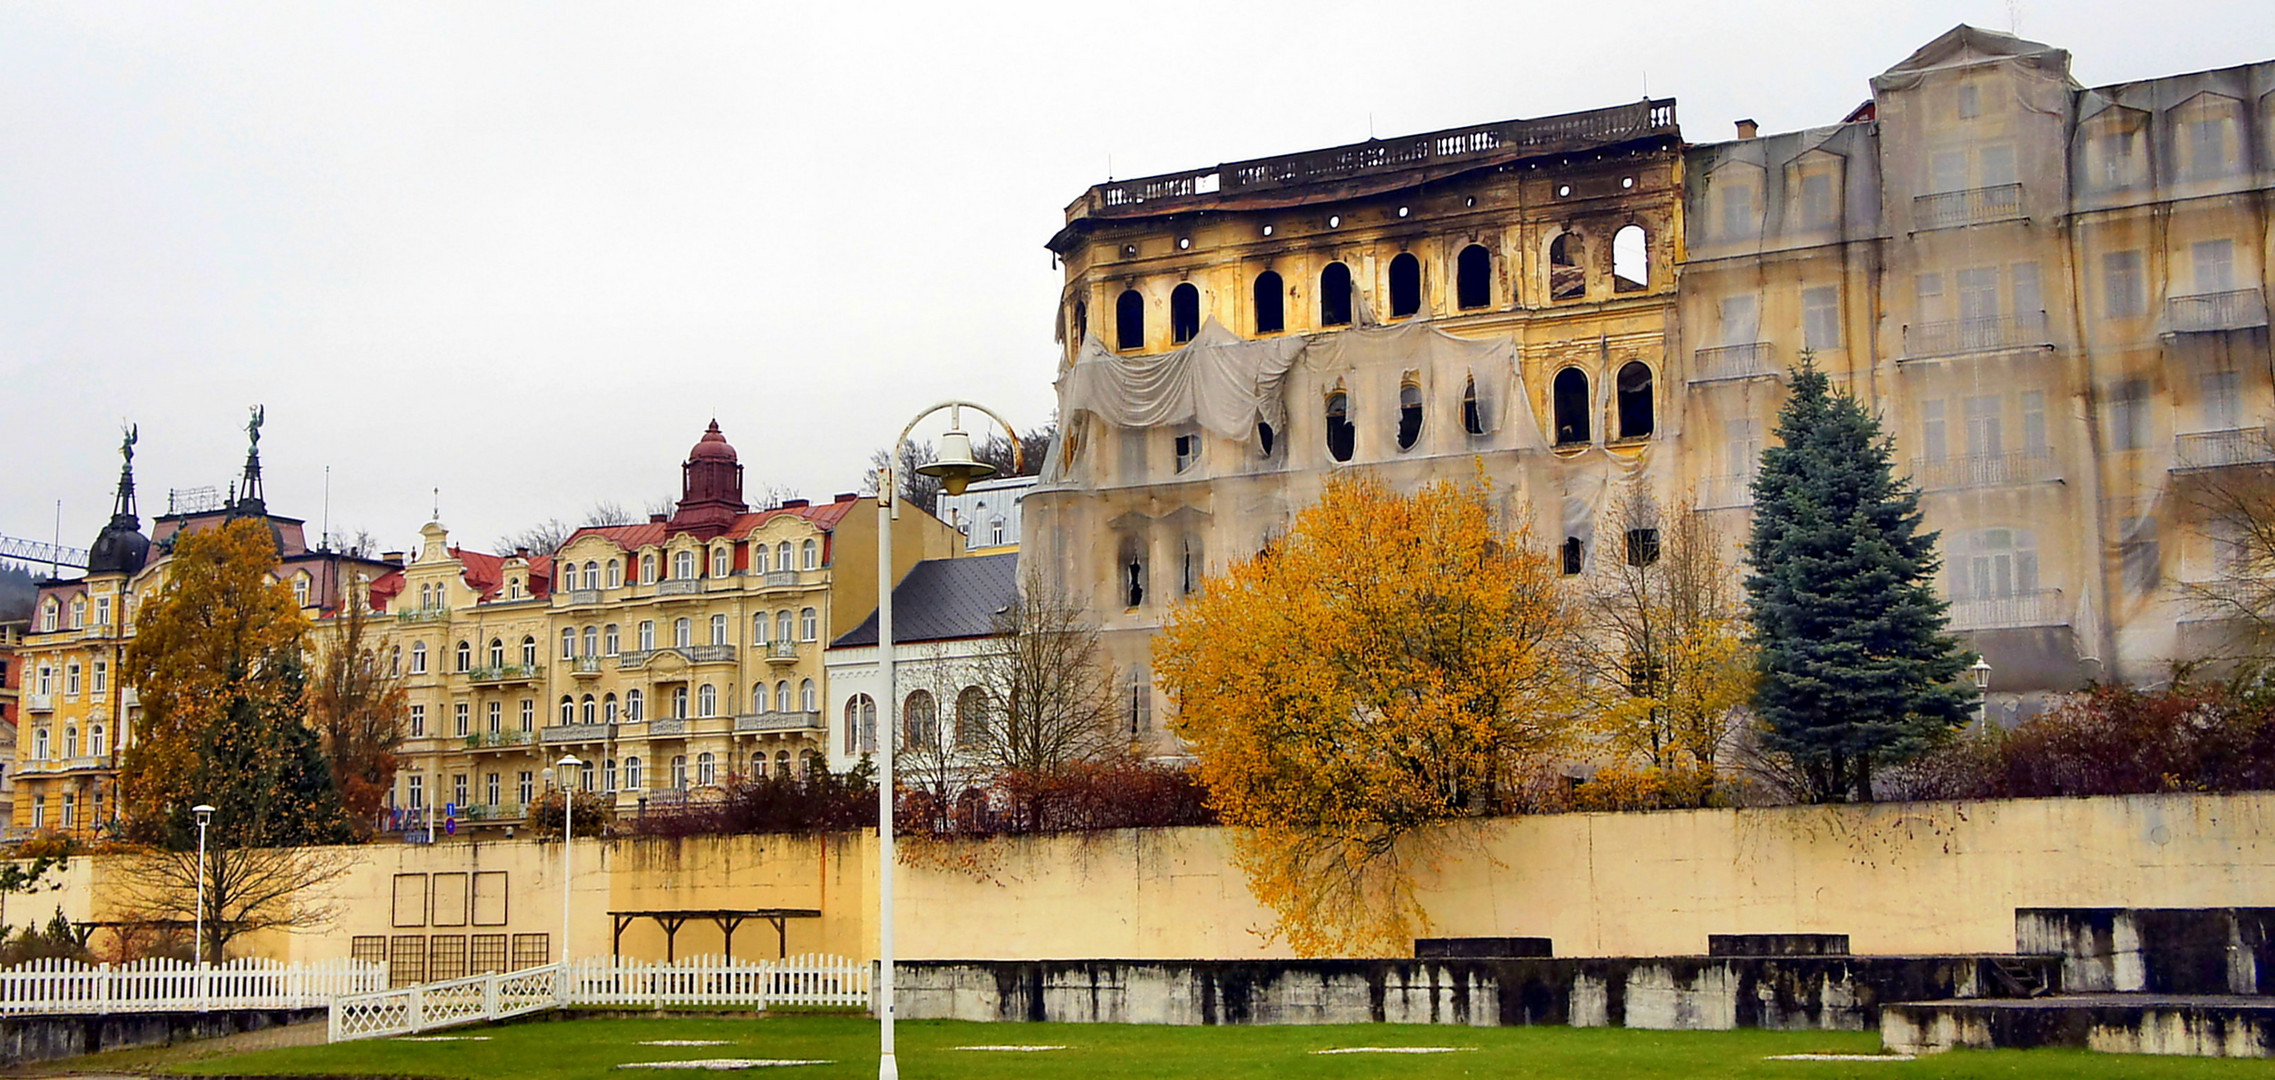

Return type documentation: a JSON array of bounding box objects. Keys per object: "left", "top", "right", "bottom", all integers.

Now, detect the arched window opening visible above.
[
  {"left": 581, "top": 695, "right": 596, "bottom": 724},
  {"left": 1550, "top": 233, "right": 1585, "bottom": 301},
  {"left": 1396, "top": 383, "right": 1423, "bottom": 450},
  {"left": 627, "top": 688, "right": 644, "bottom": 722},
  {"left": 1319, "top": 262, "right": 1353, "bottom": 326},
  {"left": 559, "top": 696, "right": 574, "bottom": 724},
  {"left": 776, "top": 681, "right": 792, "bottom": 712},
  {"left": 1325, "top": 391, "right": 1356, "bottom": 462},
  {"left": 1121, "top": 536, "right": 1148, "bottom": 609},
  {"left": 1257, "top": 422, "right": 1277, "bottom": 458},
  {"left": 1456, "top": 245, "right": 1492, "bottom": 309},
  {"left": 955, "top": 686, "right": 987, "bottom": 749},
  {"left": 455, "top": 640, "right": 472, "bottom": 672},
  {"left": 801, "top": 539, "right": 818, "bottom": 569},
  {"left": 1170, "top": 283, "right": 1201, "bottom": 343},
  {"left": 1388, "top": 253, "right": 1422, "bottom": 318},
  {"left": 1552, "top": 368, "right": 1591, "bottom": 446},
  {"left": 800, "top": 678, "right": 816, "bottom": 712},
  {"left": 1253, "top": 271, "right": 1285, "bottom": 334},
  {"left": 1116, "top": 289, "right": 1145, "bottom": 351},
  {"left": 903, "top": 689, "right": 939, "bottom": 749},
  {"left": 1461, "top": 376, "right": 1487, "bottom": 435},
  {"left": 1616, "top": 361, "right": 1655, "bottom": 439},
  {"left": 488, "top": 638, "right": 504, "bottom": 667},
  {"left": 1072, "top": 300, "right": 1087, "bottom": 341},
  {"left": 1612, "top": 225, "right": 1648, "bottom": 292}
]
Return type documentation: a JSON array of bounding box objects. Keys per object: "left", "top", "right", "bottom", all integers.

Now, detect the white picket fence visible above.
[
  {"left": 328, "top": 954, "right": 870, "bottom": 1041},
  {"left": 0, "top": 957, "right": 387, "bottom": 1015}
]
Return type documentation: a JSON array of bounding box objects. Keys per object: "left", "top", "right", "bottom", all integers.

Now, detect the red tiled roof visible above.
[
  {"left": 368, "top": 569, "right": 406, "bottom": 612},
  {"left": 561, "top": 496, "right": 863, "bottom": 553}
]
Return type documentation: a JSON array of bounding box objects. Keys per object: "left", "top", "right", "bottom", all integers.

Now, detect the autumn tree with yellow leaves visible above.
[
  {"left": 1155, "top": 474, "right": 1577, "bottom": 956},
  {"left": 1573, "top": 487, "right": 1756, "bottom": 808}
]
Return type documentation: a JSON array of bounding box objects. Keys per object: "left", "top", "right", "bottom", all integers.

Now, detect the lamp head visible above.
[
  {"left": 192, "top": 804, "right": 215, "bottom": 826},
  {"left": 1971, "top": 657, "right": 1993, "bottom": 689},
  {"left": 915, "top": 428, "right": 996, "bottom": 497},
  {"left": 557, "top": 754, "right": 584, "bottom": 768}
]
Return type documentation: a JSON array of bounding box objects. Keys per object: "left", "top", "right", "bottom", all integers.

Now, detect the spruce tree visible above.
[{"left": 1745, "top": 360, "right": 1976, "bottom": 802}]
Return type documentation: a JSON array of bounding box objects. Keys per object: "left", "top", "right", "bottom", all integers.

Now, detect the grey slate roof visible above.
[{"left": 829, "top": 552, "right": 1019, "bottom": 649}]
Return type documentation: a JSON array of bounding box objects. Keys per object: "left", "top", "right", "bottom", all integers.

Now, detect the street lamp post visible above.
[
  {"left": 191, "top": 804, "right": 215, "bottom": 966},
  {"left": 875, "top": 402, "right": 1019, "bottom": 1080},
  {"left": 1971, "top": 658, "right": 1994, "bottom": 730},
  {"left": 553, "top": 756, "right": 582, "bottom": 963}
]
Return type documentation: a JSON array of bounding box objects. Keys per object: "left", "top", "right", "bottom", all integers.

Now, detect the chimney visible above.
[
  {"left": 834, "top": 492, "right": 858, "bottom": 504},
  {"left": 1735, "top": 119, "right": 1759, "bottom": 140},
  {"left": 781, "top": 498, "right": 810, "bottom": 509},
  {"left": 649, "top": 513, "right": 668, "bottom": 524},
  {"left": 382, "top": 551, "right": 406, "bottom": 566}
]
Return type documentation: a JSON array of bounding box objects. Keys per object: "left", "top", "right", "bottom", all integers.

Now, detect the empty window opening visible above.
[
  {"left": 1552, "top": 368, "right": 1591, "bottom": 445},
  {"left": 1320, "top": 262, "right": 1353, "bottom": 326},
  {"left": 1612, "top": 225, "right": 1647, "bottom": 293},
  {"left": 1562, "top": 537, "right": 1585, "bottom": 576},
  {"left": 1180, "top": 535, "right": 1204, "bottom": 596},
  {"left": 1461, "top": 377, "right": 1486, "bottom": 435},
  {"left": 1116, "top": 289, "right": 1145, "bottom": 351},
  {"left": 1456, "top": 245, "right": 1491, "bottom": 309},
  {"left": 1388, "top": 253, "right": 1422, "bottom": 318},
  {"left": 1170, "top": 283, "right": 1201, "bottom": 344},
  {"left": 1257, "top": 422, "right": 1277, "bottom": 458},
  {"left": 1625, "top": 528, "right": 1661, "bottom": 567},
  {"left": 1616, "top": 361, "right": 1654, "bottom": 439},
  {"left": 1397, "top": 383, "right": 1423, "bottom": 450},
  {"left": 1550, "top": 233, "right": 1585, "bottom": 301},
  {"left": 1253, "top": 271, "right": 1285, "bottom": 334},
  {"left": 1325, "top": 391, "right": 1356, "bottom": 462},
  {"left": 1174, "top": 431, "right": 1200, "bottom": 473},
  {"left": 1072, "top": 300, "right": 1087, "bottom": 341}
]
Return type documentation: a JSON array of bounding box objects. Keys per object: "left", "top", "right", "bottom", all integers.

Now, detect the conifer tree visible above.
[{"left": 1745, "top": 360, "right": 1976, "bottom": 802}]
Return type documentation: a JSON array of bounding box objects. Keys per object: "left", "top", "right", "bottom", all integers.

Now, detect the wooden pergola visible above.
[{"left": 606, "top": 908, "right": 822, "bottom": 961}]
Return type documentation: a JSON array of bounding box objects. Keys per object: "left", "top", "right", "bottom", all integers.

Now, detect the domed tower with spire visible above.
[
  {"left": 85, "top": 424, "right": 150, "bottom": 578},
  {"left": 667, "top": 420, "right": 748, "bottom": 539}
]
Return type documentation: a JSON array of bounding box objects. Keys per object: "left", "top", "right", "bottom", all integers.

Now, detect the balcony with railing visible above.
[
  {"left": 686, "top": 644, "right": 737, "bottom": 664},
  {"left": 1689, "top": 343, "right": 1778, "bottom": 384},
  {"left": 761, "top": 570, "right": 802, "bottom": 590},
  {"left": 646, "top": 717, "right": 688, "bottom": 738},
  {"left": 395, "top": 606, "right": 449, "bottom": 626},
  {"left": 655, "top": 580, "right": 704, "bottom": 597},
  {"left": 2167, "top": 289, "right": 2271, "bottom": 334},
  {"left": 463, "top": 730, "right": 534, "bottom": 750},
  {"left": 1911, "top": 449, "right": 2061, "bottom": 491},
  {"left": 564, "top": 589, "right": 604, "bottom": 606},
  {"left": 1913, "top": 183, "right": 2024, "bottom": 230},
  {"left": 1949, "top": 588, "right": 2067, "bottom": 631},
  {"left": 1901, "top": 312, "right": 2050, "bottom": 360},
  {"left": 466, "top": 663, "right": 543, "bottom": 685},
  {"left": 1693, "top": 473, "right": 1756, "bottom": 511},
  {"left": 571, "top": 656, "right": 603, "bottom": 677},
  {"left": 24, "top": 694, "right": 52, "bottom": 713},
  {"left": 617, "top": 649, "right": 659, "bottom": 670},
  {"left": 735, "top": 711, "right": 823, "bottom": 734},
  {"left": 2173, "top": 428, "right": 2275, "bottom": 471},
  {"left": 765, "top": 640, "right": 800, "bottom": 664},
  {"left": 19, "top": 753, "right": 117, "bottom": 776},
  {"left": 540, "top": 723, "right": 613, "bottom": 744}
]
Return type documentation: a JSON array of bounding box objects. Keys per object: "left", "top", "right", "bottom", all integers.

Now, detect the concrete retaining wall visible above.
[
  {"left": 1884, "top": 997, "right": 2275, "bottom": 1058},
  {"left": 0, "top": 1007, "right": 324, "bottom": 1066},
  {"left": 2017, "top": 908, "right": 2275, "bottom": 994},
  {"left": 897, "top": 955, "right": 2046, "bottom": 1030}
]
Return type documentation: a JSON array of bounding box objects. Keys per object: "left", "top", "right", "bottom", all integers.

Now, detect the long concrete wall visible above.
[{"left": 32, "top": 792, "right": 2275, "bottom": 964}]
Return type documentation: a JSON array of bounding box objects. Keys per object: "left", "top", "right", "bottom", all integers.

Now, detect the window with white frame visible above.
[
  {"left": 712, "top": 547, "right": 730, "bottom": 577},
  {"left": 603, "top": 625, "right": 619, "bottom": 655},
  {"left": 638, "top": 620, "right": 655, "bottom": 650},
  {"left": 91, "top": 659, "right": 107, "bottom": 694},
  {"left": 66, "top": 662, "right": 80, "bottom": 697},
  {"left": 802, "top": 539, "right": 819, "bottom": 569},
  {"left": 697, "top": 752, "right": 716, "bottom": 786},
  {"left": 710, "top": 614, "right": 728, "bottom": 645},
  {"left": 1802, "top": 286, "right": 1841, "bottom": 351},
  {"left": 671, "top": 685, "right": 688, "bottom": 719},
  {"left": 698, "top": 684, "right": 717, "bottom": 717},
  {"left": 776, "top": 541, "right": 793, "bottom": 570},
  {"left": 560, "top": 629, "right": 576, "bottom": 660},
  {"left": 671, "top": 755, "right": 688, "bottom": 790},
  {"left": 753, "top": 612, "right": 768, "bottom": 644},
  {"left": 674, "top": 551, "right": 695, "bottom": 580},
  {"left": 799, "top": 607, "right": 817, "bottom": 641},
  {"left": 409, "top": 704, "right": 426, "bottom": 737},
  {"left": 624, "top": 756, "right": 643, "bottom": 790},
  {"left": 626, "top": 688, "right": 644, "bottom": 722},
  {"left": 673, "top": 618, "right": 692, "bottom": 648}
]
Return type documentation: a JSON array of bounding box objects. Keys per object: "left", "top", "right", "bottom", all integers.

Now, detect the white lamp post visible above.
[
  {"left": 553, "top": 756, "right": 582, "bottom": 963},
  {"left": 875, "top": 402, "right": 1019, "bottom": 1080},
  {"left": 191, "top": 804, "right": 215, "bottom": 966},
  {"left": 1971, "top": 658, "right": 1993, "bottom": 730}
]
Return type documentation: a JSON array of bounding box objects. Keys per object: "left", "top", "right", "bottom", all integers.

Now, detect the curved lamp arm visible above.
[{"left": 882, "top": 399, "right": 1024, "bottom": 512}]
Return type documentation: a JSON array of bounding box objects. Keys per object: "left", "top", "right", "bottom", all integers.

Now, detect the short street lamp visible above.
[
  {"left": 192, "top": 804, "right": 215, "bottom": 966},
  {"left": 1971, "top": 658, "right": 1994, "bottom": 729},
  {"left": 875, "top": 402, "right": 1020, "bottom": 1080},
  {"left": 550, "top": 756, "right": 583, "bottom": 962}
]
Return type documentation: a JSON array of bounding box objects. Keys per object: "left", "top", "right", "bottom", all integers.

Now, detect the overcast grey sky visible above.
[{"left": 3, "top": 1, "right": 2269, "bottom": 557}]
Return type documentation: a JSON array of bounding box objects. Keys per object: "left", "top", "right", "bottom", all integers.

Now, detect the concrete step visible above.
[{"left": 1884, "top": 994, "right": 2275, "bottom": 1058}]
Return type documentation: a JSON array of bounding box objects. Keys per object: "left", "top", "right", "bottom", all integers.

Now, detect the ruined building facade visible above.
[{"left": 1025, "top": 26, "right": 2275, "bottom": 740}]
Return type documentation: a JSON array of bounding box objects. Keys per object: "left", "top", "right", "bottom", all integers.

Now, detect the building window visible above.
[
  {"left": 903, "top": 690, "right": 938, "bottom": 749},
  {"left": 89, "top": 724, "right": 106, "bottom": 756},
  {"left": 1562, "top": 537, "right": 1585, "bottom": 576},
  {"left": 641, "top": 554, "right": 656, "bottom": 583},
  {"left": 1625, "top": 528, "right": 1662, "bottom": 567},
  {"left": 674, "top": 550, "right": 695, "bottom": 581},
  {"left": 1181, "top": 535, "right": 1204, "bottom": 596},
  {"left": 33, "top": 729, "right": 48, "bottom": 760},
  {"left": 520, "top": 698, "right": 534, "bottom": 731},
  {"left": 1388, "top": 252, "right": 1421, "bottom": 318},
  {"left": 799, "top": 607, "right": 817, "bottom": 641},
  {"left": 90, "top": 660, "right": 106, "bottom": 694},
  {"left": 710, "top": 614, "right": 728, "bottom": 645},
  {"left": 777, "top": 541, "right": 793, "bottom": 570},
  {"left": 1549, "top": 233, "right": 1585, "bottom": 301},
  {"left": 1319, "top": 262, "right": 1353, "bottom": 326},
  {"left": 671, "top": 755, "right": 688, "bottom": 790},
  {"left": 1958, "top": 528, "right": 2041, "bottom": 601},
  {"left": 626, "top": 689, "right": 644, "bottom": 722},
  {"left": 1127, "top": 667, "right": 1152, "bottom": 738},
  {"left": 454, "top": 702, "right": 470, "bottom": 736},
  {"left": 698, "top": 684, "right": 717, "bottom": 717},
  {"left": 845, "top": 694, "right": 877, "bottom": 754},
  {"left": 1461, "top": 377, "right": 1487, "bottom": 435},
  {"left": 1121, "top": 536, "right": 1148, "bottom": 609},
  {"left": 63, "top": 727, "right": 77, "bottom": 757},
  {"left": 410, "top": 704, "right": 426, "bottom": 737},
  {"left": 559, "top": 696, "right": 574, "bottom": 724},
  {"left": 1456, "top": 245, "right": 1491, "bottom": 309},
  {"left": 1170, "top": 282, "right": 1201, "bottom": 344},
  {"left": 638, "top": 621, "right": 655, "bottom": 651},
  {"left": 1612, "top": 226, "right": 1647, "bottom": 292},
  {"left": 1553, "top": 368, "right": 1591, "bottom": 446},
  {"left": 777, "top": 681, "right": 792, "bottom": 712},
  {"left": 69, "top": 597, "right": 84, "bottom": 629},
  {"left": 411, "top": 642, "right": 428, "bottom": 674},
  {"left": 560, "top": 629, "right": 576, "bottom": 660},
  {"left": 65, "top": 663, "right": 79, "bottom": 697},
  {"left": 517, "top": 771, "right": 534, "bottom": 805},
  {"left": 1325, "top": 391, "right": 1355, "bottom": 462},
  {"left": 776, "top": 611, "right": 793, "bottom": 642},
  {"left": 406, "top": 776, "right": 422, "bottom": 810},
  {"left": 753, "top": 612, "right": 768, "bottom": 644},
  {"left": 1116, "top": 289, "right": 1145, "bottom": 351},
  {"left": 955, "top": 687, "right": 987, "bottom": 749},
  {"left": 606, "top": 559, "right": 621, "bottom": 587},
  {"left": 697, "top": 752, "right": 716, "bottom": 787},
  {"left": 40, "top": 599, "right": 55, "bottom": 633},
  {"left": 674, "top": 618, "right": 692, "bottom": 648},
  {"left": 1803, "top": 286, "right": 1842, "bottom": 351},
  {"left": 712, "top": 546, "right": 730, "bottom": 578},
  {"left": 1174, "top": 430, "right": 1200, "bottom": 473},
  {"left": 1396, "top": 383, "right": 1423, "bottom": 450},
  {"left": 1616, "top": 362, "right": 1654, "bottom": 439},
  {"left": 603, "top": 693, "right": 618, "bottom": 723},
  {"left": 671, "top": 685, "right": 689, "bottom": 719},
  {"left": 799, "top": 678, "right": 816, "bottom": 712},
  {"left": 2103, "top": 250, "right": 2145, "bottom": 319},
  {"left": 1253, "top": 271, "right": 1285, "bottom": 334},
  {"left": 802, "top": 539, "right": 819, "bottom": 569},
  {"left": 2111, "top": 379, "right": 2153, "bottom": 451}
]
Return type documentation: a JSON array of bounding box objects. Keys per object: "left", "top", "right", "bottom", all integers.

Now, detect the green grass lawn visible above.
[{"left": 148, "top": 1016, "right": 2273, "bottom": 1080}]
